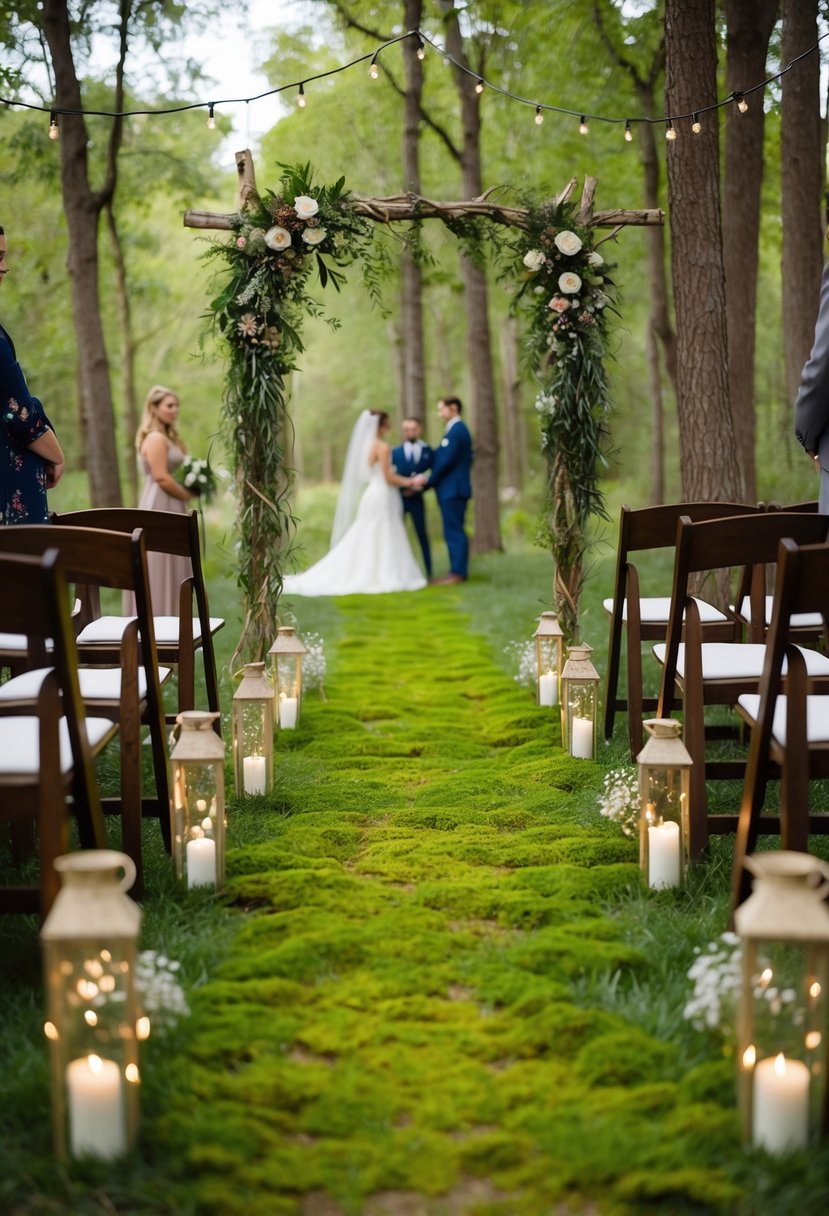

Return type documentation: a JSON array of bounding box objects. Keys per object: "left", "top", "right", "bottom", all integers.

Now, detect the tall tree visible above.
[
  {"left": 781, "top": 0, "right": 824, "bottom": 405},
  {"left": 400, "top": 0, "right": 427, "bottom": 425},
  {"left": 664, "top": 0, "right": 741, "bottom": 504},
  {"left": 723, "top": 0, "right": 778, "bottom": 505}
]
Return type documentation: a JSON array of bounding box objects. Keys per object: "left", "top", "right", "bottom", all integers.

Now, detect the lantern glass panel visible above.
[
  {"left": 639, "top": 764, "right": 688, "bottom": 889},
  {"left": 274, "top": 656, "right": 301, "bottom": 728},
  {"left": 566, "top": 681, "right": 597, "bottom": 759},
  {"left": 172, "top": 759, "right": 224, "bottom": 888},
  {"left": 232, "top": 663, "right": 274, "bottom": 796},
  {"left": 535, "top": 637, "right": 560, "bottom": 706}
]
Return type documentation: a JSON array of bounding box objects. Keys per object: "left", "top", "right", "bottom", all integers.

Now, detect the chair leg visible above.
[
  {"left": 604, "top": 612, "right": 622, "bottom": 742},
  {"left": 627, "top": 635, "right": 645, "bottom": 761},
  {"left": 683, "top": 688, "right": 709, "bottom": 859}
]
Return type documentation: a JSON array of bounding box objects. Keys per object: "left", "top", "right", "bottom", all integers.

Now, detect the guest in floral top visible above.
[{"left": 0, "top": 225, "right": 65, "bottom": 524}]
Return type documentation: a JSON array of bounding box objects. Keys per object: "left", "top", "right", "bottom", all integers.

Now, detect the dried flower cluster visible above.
[
  {"left": 598, "top": 767, "right": 640, "bottom": 838},
  {"left": 135, "top": 950, "right": 190, "bottom": 1032}
]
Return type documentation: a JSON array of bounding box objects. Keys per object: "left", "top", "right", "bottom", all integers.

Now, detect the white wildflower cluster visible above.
[
  {"left": 684, "top": 932, "right": 742, "bottom": 1034},
  {"left": 503, "top": 639, "right": 536, "bottom": 689},
  {"left": 534, "top": 391, "right": 558, "bottom": 416},
  {"left": 598, "top": 767, "right": 640, "bottom": 837},
  {"left": 301, "top": 631, "right": 327, "bottom": 692},
  {"left": 135, "top": 950, "right": 189, "bottom": 1032}
]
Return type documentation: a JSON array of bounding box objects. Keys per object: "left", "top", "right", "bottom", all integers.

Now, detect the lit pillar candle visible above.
[
  {"left": 647, "top": 820, "right": 681, "bottom": 889},
  {"left": 186, "top": 836, "right": 216, "bottom": 888},
  {"left": 570, "top": 716, "right": 594, "bottom": 759},
  {"left": 279, "top": 696, "right": 298, "bottom": 729},
  {"left": 538, "top": 671, "right": 557, "bottom": 707},
  {"left": 752, "top": 1054, "right": 810, "bottom": 1153},
  {"left": 66, "top": 1054, "right": 126, "bottom": 1160},
  {"left": 243, "top": 754, "right": 266, "bottom": 794}
]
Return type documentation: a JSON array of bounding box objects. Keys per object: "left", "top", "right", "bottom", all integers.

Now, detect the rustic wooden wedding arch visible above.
[{"left": 185, "top": 151, "right": 662, "bottom": 659}]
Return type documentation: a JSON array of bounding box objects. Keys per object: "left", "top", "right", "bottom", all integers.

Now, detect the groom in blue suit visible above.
[
  {"left": 392, "top": 417, "right": 433, "bottom": 577},
  {"left": 416, "top": 395, "right": 473, "bottom": 584}
]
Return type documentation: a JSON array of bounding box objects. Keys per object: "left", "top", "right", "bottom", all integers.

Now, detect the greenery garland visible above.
[
  {"left": 507, "top": 201, "right": 616, "bottom": 643},
  {"left": 206, "top": 167, "right": 616, "bottom": 658},
  {"left": 205, "top": 164, "right": 378, "bottom": 662}
]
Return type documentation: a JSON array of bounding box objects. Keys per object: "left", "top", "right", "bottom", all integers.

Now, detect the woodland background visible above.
[{"left": 0, "top": 0, "right": 827, "bottom": 558}]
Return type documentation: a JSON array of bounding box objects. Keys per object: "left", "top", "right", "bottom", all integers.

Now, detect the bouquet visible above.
[{"left": 179, "top": 455, "right": 217, "bottom": 504}]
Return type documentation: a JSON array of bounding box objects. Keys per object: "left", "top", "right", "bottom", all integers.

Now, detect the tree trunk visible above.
[
  {"left": 781, "top": 0, "right": 824, "bottom": 405},
  {"left": 501, "top": 316, "right": 524, "bottom": 493},
  {"left": 42, "top": 0, "right": 122, "bottom": 507},
  {"left": 665, "top": 0, "right": 742, "bottom": 506},
  {"left": 637, "top": 82, "right": 677, "bottom": 394},
  {"left": 647, "top": 322, "right": 665, "bottom": 505},
  {"left": 400, "top": 0, "right": 426, "bottom": 426},
  {"left": 105, "top": 202, "right": 139, "bottom": 504},
  {"left": 723, "top": 0, "right": 778, "bottom": 505},
  {"left": 441, "top": 1, "right": 503, "bottom": 552}
]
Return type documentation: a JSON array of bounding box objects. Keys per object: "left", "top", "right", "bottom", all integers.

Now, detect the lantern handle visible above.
[{"left": 117, "top": 855, "right": 137, "bottom": 892}]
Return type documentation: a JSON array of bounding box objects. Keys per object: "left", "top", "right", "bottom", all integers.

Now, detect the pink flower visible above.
[
  {"left": 548, "top": 296, "right": 570, "bottom": 314},
  {"left": 236, "top": 236, "right": 247, "bottom": 249}
]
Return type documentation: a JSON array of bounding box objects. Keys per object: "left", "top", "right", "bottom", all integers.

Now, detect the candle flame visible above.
[
  {"left": 136, "top": 1016, "right": 151, "bottom": 1041},
  {"left": 742, "top": 1044, "right": 756, "bottom": 1068},
  {"left": 805, "top": 1031, "right": 821, "bottom": 1051},
  {"left": 774, "top": 1053, "right": 787, "bottom": 1077},
  {"left": 84, "top": 1010, "right": 98, "bottom": 1027},
  {"left": 88, "top": 1054, "right": 103, "bottom": 1074},
  {"left": 125, "top": 1063, "right": 140, "bottom": 1084},
  {"left": 759, "top": 967, "right": 773, "bottom": 988},
  {"left": 810, "top": 980, "right": 822, "bottom": 999},
  {"left": 44, "top": 1021, "right": 59, "bottom": 1041}
]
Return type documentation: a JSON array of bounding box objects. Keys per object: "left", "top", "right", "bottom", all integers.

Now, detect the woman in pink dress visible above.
[{"left": 124, "top": 385, "right": 197, "bottom": 615}]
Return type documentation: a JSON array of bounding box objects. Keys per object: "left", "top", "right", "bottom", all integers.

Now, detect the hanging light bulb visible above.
[
  {"left": 369, "top": 54, "right": 379, "bottom": 79},
  {"left": 48, "top": 110, "right": 59, "bottom": 141},
  {"left": 475, "top": 77, "right": 485, "bottom": 95},
  {"left": 207, "top": 103, "right": 216, "bottom": 130},
  {"left": 297, "top": 82, "right": 306, "bottom": 108},
  {"left": 579, "top": 115, "right": 589, "bottom": 136},
  {"left": 624, "top": 119, "right": 633, "bottom": 143},
  {"left": 534, "top": 106, "right": 544, "bottom": 126},
  {"left": 415, "top": 35, "right": 425, "bottom": 61},
  {"left": 736, "top": 92, "right": 748, "bottom": 113},
  {"left": 691, "top": 113, "right": 702, "bottom": 134},
  {"left": 665, "top": 119, "right": 676, "bottom": 141}
]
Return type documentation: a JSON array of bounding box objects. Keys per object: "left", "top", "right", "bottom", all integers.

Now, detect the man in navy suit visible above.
[
  {"left": 416, "top": 395, "right": 473, "bottom": 584},
  {"left": 392, "top": 417, "right": 433, "bottom": 576},
  {"left": 795, "top": 259, "right": 829, "bottom": 512}
]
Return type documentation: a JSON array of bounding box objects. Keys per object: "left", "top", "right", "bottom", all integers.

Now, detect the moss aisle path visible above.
[{"left": 158, "top": 592, "right": 740, "bottom": 1216}]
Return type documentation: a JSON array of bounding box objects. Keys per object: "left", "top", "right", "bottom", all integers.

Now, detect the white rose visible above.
[
  {"left": 301, "top": 226, "right": 328, "bottom": 246},
  {"left": 558, "top": 271, "right": 582, "bottom": 294},
  {"left": 554, "top": 230, "right": 583, "bottom": 256},
  {"left": 264, "top": 226, "right": 292, "bottom": 251},
  {"left": 293, "top": 195, "right": 319, "bottom": 219},
  {"left": 522, "top": 248, "right": 546, "bottom": 271},
  {"left": 587, "top": 250, "right": 604, "bottom": 267}
]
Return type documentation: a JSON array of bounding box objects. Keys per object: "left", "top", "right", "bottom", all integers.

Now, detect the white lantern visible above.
[
  {"left": 170, "top": 710, "right": 226, "bottom": 890},
  {"left": 268, "top": 626, "right": 307, "bottom": 730},
  {"left": 532, "top": 611, "right": 563, "bottom": 707},
  {"left": 560, "top": 643, "right": 600, "bottom": 759},
  {"left": 232, "top": 662, "right": 274, "bottom": 796},
  {"left": 735, "top": 852, "right": 829, "bottom": 1153},
  {"left": 636, "top": 718, "right": 691, "bottom": 890},
  {"left": 40, "top": 851, "right": 144, "bottom": 1160}
]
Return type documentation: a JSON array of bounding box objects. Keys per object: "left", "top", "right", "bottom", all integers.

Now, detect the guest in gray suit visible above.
[{"left": 794, "top": 260, "right": 829, "bottom": 512}]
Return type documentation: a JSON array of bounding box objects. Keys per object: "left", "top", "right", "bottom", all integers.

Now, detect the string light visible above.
[
  {"left": 206, "top": 103, "right": 215, "bottom": 129},
  {"left": 475, "top": 77, "right": 484, "bottom": 94},
  {"left": 48, "top": 110, "right": 59, "bottom": 140},
  {"left": 296, "top": 82, "right": 306, "bottom": 108},
  {"left": 534, "top": 105, "right": 543, "bottom": 126},
  {"left": 415, "top": 35, "right": 425, "bottom": 60},
  {"left": 665, "top": 119, "right": 676, "bottom": 141},
  {"left": 369, "top": 54, "right": 379, "bottom": 79},
  {"left": 736, "top": 92, "right": 748, "bottom": 113},
  {"left": 624, "top": 119, "right": 632, "bottom": 143},
  {"left": 691, "top": 113, "right": 701, "bottom": 134},
  {"left": 579, "top": 115, "right": 589, "bottom": 136}
]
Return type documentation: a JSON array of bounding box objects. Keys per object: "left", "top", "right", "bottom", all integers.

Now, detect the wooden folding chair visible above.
[
  {"left": 0, "top": 525, "right": 171, "bottom": 891},
  {"left": 51, "top": 508, "right": 224, "bottom": 729},
  {"left": 732, "top": 538, "right": 829, "bottom": 911},
  {"left": 655, "top": 511, "right": 829, "bottom": 857},
  {"left": 603, "top": 501, "right": 760, "bottom": 759},
  {"left": 0, "top": 549, "right": 114, "bottom": 915},
  {"left": 730, "top": 502, "right": 823, "bottom": 643}
]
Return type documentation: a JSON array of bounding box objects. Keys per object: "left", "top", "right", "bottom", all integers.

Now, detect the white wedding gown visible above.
[{"left": 282, "top": 463, "right": 427, "bottom": 596}]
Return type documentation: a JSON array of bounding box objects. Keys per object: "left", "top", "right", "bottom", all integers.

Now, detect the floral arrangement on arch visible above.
[{"left": 509, "top": 202, "right": 617, "bottom": 643}]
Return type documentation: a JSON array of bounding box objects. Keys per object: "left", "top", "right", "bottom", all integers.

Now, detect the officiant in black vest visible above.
[{"left": 392, "top": 417, "right": 433, "bottom": 577}]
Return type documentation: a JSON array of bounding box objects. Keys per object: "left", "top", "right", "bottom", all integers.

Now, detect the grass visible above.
[{"left": 2, "top": 488, "right": 829, "bottom": 1215}]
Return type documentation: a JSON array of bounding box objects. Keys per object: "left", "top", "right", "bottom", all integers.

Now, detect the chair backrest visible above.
[
  {"left": 0, "top": 548, "right": 103, "bottom": 848},
  {"left": 660, "top": 512, "right": 829, "bottom": 706},
  {"left": 618, "top": 501, "right": 764, "bottom": 555},
  {"left": 52, "top": 507, "right": 197, "bottom": 559}
]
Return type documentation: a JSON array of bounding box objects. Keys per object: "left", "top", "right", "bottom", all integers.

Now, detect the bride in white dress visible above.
[{"left": 282, "top": 409, "right": 428, "bottom": 596}]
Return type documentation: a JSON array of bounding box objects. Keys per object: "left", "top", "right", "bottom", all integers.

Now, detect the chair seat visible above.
[
  {"left": 77, "top": 614, "right": 224, "bottom": 645},
  {"left": 602, "top": 596, "right": 728, "bottom": 625},
  {"left": 652, "top": 642, "right": 829, "bottom": 681},
  {"left": 738, "top": 693, "right": 829, "bottom": 748},
  {"left": 0, "top": 665, "right": 172, "bottom": 703},
  {"left": 0, "top": 715, "right": 115, "bottom": 775},
  {"left": 735, "top": 595, "right": 824, "bottom": 630}
]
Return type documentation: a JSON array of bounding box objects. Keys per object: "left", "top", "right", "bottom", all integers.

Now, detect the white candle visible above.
[
  {"left": 186, "top": 836, "right": 216, "bottom": 888},
  {"left": 570, "top": 715, "right": 594, "bottom": 759},
  {"left": 538, "top": 671, "right": 557, "bottom": 707},
  {"left": 243, "top": 754, "right": 266, "bottom": 794},
  {"left": 648, "top": 820, "right": 681, "bottom": 889},
  {"left": 66, "top": 1054, "right": 126, "bottom": 1160},
  {"left": 279, "top": 696, "right": 298, "bottom": 729},
  {"left": 753, "top": 1054, "right": 810, "bottom": 1153}
]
